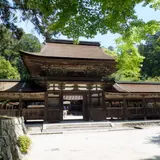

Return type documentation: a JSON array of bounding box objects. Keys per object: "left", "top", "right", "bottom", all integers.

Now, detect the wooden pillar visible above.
[
  {"left": 87, "top": 84, "right": 92, "bottom": 121},
  {"left": 44, "top": 78, "right": 48, "bottom": 122},
  {"left": 102, "top": 91, "right": 105, "bottom": 109},
  {"left": 83, "top": 93, "right": 88, "bottom": 121},
  {"left": 88, "top": 89, "right": 92, "bottom": 120},
  {"left": 123, "top": 96, "right": 128, "bottom": 120},
  {"left": 19, "top": 95, "right": 22, "bottom": 117},
  {"left": 59, "top": 88, "right": 63, "bottom": 121},
  {"left": 142, "top": 96, "right": 147, "bottom": 120},
  {"left": 44, "top": 92, "right": 48, "bottom": 122}
]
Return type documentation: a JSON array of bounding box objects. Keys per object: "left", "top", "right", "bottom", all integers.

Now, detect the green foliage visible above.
[
  {"left": 17, "top": 135, "right": 31, "bottom": 154},
  {"left": 1, "top": 0, "right": 160, "bottom": 40},
  {"left": 0, "top": 56, "right": 20, "bottom": 79},
  {"left": 144, "top": 76, "right": 160, "bottom": 82},
  {"left": 139, "top": 32, "right": 160, "bottom": 79},
  {"left": 19, "top": 34, "right": 41, "bottom": 52},
  {"left": 120, "top": 20, "right": 160, "bottom": 44},
  {"left": 0, "top": 25, "right": 20, "bottom": 62},
  {"left": 0, "top": 25, "right": 41, "bottom": 79},
  {"left": 106, "top": 42, "right": 144, "bottom": 81},
  {"left": 111, "top": 23, "right": 160, "bottom": 81},
  {"left": 116, "top": 43, "right": 144, "bottom": 81},
  {"left": 103, "top": 47, "right": 117, "bottom": 58}
]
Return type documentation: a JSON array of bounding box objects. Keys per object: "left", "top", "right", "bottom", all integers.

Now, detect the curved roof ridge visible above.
[{"left": 46, "top": 39, "right": 100, "bottom": 46}]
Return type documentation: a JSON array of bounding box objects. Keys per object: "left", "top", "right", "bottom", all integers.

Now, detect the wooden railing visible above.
[
  {"left": 22, "top": 108, "right": 44, "bottom": 120},
  {"left": 106, "top": 107, "right": 123, "bottom": 118},
  {"left": 0, "top": 109, "right": 20, "bottom": 117},
  {"left": 128, "top": 107, "right": 144, "bottom": 118},
  {"left": 146, "top": 107, "right": 160, "bottom": 117},
  {"left": 106, "top": 106, "right": 160, "bottom": 119}
]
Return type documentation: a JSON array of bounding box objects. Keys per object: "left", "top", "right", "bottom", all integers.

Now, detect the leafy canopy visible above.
[
  {"left": 139, "top": 32, "right": 160, "bottom": 79},
  {"left": 1, "top": 0, "right": 160, "bottom": 40},
  {"left": 0, "top": 56, "right": 20, "bottom": 79},
  {"left": 0, "top": 25, "right": 41, "bottom": 79},
  {"left": 115, "top": 43, "right": 144, "bottom": 81},
  {"left": 19, "top": 34, "right": 41, "bottom": 52}
]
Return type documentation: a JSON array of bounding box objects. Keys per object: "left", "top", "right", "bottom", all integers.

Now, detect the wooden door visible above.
[
  {"left": 47, "top": 92, "right": 61, "bottom": 123},
  {"left": 90, "top": 91, "right": 106, "bottom": 121}
]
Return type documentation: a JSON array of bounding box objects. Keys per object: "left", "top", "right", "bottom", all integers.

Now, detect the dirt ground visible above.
[{"left": 25, "top": 127, "right": 160, "bottom": 160}]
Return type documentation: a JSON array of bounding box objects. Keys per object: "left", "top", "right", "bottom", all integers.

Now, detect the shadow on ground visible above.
[
  {"left": 140, "top": 156, "right": 160, "bottom": 160},
  {"left": 148, "top": 134, "right": 160, "bottom": 147},
  {"left": 141, "top": 133, "right": 160, "bottom": 160}
]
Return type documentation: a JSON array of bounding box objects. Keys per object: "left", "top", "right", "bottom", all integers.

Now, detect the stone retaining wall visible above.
[{"left": 0, "top": 117, "right": 27, "bottom": 160}]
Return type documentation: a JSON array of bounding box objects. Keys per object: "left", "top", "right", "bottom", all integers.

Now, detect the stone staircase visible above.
[
  {"left": 26, "top": 119, "right": 160, "bottom": 134},
  {"left": 42, "top": 121, "right": 113, "bottom": 134}
]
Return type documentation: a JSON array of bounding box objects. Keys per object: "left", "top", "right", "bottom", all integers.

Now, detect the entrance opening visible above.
[{"left": 63, "top": 95, "right": 83, "bottom": 121}]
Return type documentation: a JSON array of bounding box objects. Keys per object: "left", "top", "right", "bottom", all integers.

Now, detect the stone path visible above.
[{"left": 25, "top": 127, "right": 160, "bottom": 160}]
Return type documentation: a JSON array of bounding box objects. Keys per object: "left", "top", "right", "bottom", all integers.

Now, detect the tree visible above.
[
  {"left": 17, "top": 34, "right": 41, "bottom": 79},
  {"left": 1, "top": 0, "right": 160, "bottom": 40},
  {"left": 103, "top": 47, "right": 117, "bottom": 58},
  {"left": 139, "top": 32, "right": 160, "bottom": 79},
  {"left": 0, "top": 25, "right": 41, "bottom": 79},
  {"left": 0, "top": 25, "right": 20, "bottom": 65},
  {"left": 115, "top": 43, "right": 144, "bottom": 81},
  {"left": 0, "top": 56, "right": 20, "bottom": 79},
  {"left": 105, "top": 42, "right": 144, "bottom": 81},
  {"left": 19, "top": 34, "right": 41, "bottom": 52}
]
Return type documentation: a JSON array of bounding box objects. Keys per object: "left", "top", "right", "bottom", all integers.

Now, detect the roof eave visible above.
[{"left": 20, "top": 50, "right": 115, "bottom": 61}]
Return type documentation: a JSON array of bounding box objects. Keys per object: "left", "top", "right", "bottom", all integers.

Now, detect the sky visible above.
[{"left": 16, "top": 3, "right": 160, "bottom": 48}]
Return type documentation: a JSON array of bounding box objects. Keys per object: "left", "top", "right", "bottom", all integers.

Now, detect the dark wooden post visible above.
[
  {"left": 44, "top": 92, "right": 48, "bottom": 122},
  {"left": 87, "top": 84, "right": 92, "bottom": 121},
  {"left": 123, "top": 96, "right": 128, "bottom": 120},
  {"left": 88, "top": 89, "right": 92, "bottom": 120},
  {"left": 102, "top": 91, "right": 105, "bottom": 109},
  {"left": 19, "top": 95, "right": 22, "bottom": 117},
  {"left": 102, "top": 91, "right": 107, "bottom": 120},
  {"left": 44, "top": 78, "right": 48, "bottom": 122},
  {"left": 83, "top": 92, "right": 88, "bottom": 121},
  {"left": 59, "top": 86, "right": 63, "bottom": 121},
  {"left": 142, "top": 96, "right": 147, "bottom": 120}
]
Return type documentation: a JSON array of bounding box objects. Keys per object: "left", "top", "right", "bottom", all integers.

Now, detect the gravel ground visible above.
[{"left": 25, "top": 127, "right": 160, "bottom": 160}]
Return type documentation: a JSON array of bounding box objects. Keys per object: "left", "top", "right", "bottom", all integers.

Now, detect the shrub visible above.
[{"left": 17, "top": 135, "right": 31, "bottom": 154}]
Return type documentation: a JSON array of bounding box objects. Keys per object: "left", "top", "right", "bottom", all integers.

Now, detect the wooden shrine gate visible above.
[
  {"left": 45, "top": 90, "right": 106, "bottom": 122},
  {"left": 44, "top": 82, "right": 106, "bottom": 122}
]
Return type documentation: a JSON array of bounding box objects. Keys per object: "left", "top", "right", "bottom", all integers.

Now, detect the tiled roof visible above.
[
  {"left": 0, "top": 81, "right": 45, "bottom": 92},
  {"left": 113, "top": 82, "right": 160, "bottom": 93},
  {"left": 20, "top": 40, "right": 114, "bottom": 60}
]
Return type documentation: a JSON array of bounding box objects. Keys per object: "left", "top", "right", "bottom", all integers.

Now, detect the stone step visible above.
[
  {"left": 42, "top": 121, "right": 112, "bottom": 133},
  {"left": 26, "top": 123, "right": 43, "bottom": 134}
]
